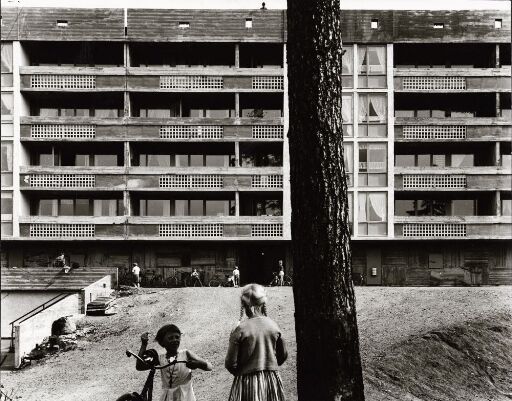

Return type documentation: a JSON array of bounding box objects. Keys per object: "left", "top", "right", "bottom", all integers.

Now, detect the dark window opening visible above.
[{"left": 239, "top": 43, "right": 283, "bottom": 68}]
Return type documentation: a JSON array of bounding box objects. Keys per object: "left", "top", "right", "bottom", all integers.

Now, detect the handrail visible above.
[{"left": 9, "top": 292, "right": 72, "bottom": 351}]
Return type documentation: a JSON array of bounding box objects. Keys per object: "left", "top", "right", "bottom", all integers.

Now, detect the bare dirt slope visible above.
[{"left": 1, "top": 287, "right": 511, "bottom": 401}]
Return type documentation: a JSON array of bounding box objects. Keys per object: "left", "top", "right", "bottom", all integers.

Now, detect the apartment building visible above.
[{"left": 1, "top": 7, "right": 510, "bottom": 286}]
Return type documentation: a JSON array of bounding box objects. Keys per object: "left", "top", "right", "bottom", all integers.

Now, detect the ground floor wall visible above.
[
  {"left": 351, "top": 240, "right": 512, "bottom": 286},
  {"left": 2, "top": 240, "right": 511, "bottom": 286}
]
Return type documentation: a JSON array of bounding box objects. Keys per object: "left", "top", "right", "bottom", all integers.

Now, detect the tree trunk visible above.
[{"left": 287, "top": 2, "right": 365, "bottom": 400}]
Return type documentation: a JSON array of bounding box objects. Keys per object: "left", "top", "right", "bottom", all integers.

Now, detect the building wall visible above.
[{"left": 1, "top": 7, "right": 511, "bottom": 285}]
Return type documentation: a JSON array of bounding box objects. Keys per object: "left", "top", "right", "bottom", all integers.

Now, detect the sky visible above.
[{"left": 1, "top": 0, "right": 510, "bottom": 9}]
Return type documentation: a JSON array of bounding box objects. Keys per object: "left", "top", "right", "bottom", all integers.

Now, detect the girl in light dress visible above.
[{"left": 137, "top": 324, "right": 212, "bottom": 401}]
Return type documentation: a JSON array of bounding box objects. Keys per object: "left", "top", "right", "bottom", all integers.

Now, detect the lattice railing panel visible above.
[
  {"left": 252, "top": 76, "right": 284, "bottom": 90},
  {"left": 159, "top": 224, "right": 223, "bottom": 237},
  {"left": 29, "top": 174, "right": 95, "bottom": 188},
  {"left": 159, "top": 126, "right": 223, "bottom": 139},
  {"left": 160, "top": 76, "right": 223, "bottom": 89},
  {"left": 30, "top": 224, "right": 95, "bottom": 238},
  {"left": 403, "top": 223, "right": 467, "bottom": 237},
  {"left": 403, "top": 76, "right": 466, "bottom": 90},
  {"left": 403, "top": 175, "right": 467, "bottom": 189},
  {"left": 252, "top": 126, "right": 284, "bottom": 139},
  {"left": 251, "top": 224, "right": 283, "bottom": 237},
  {"left": 159, "top": 175, "right": 223, "bottom": 188},
  {"left": 31, "top": 125, "right": 96, "bottom": 139},
  {"left": 403, "top": 126, "right": 466, "bottom": 140},
  {"left": 251, "top": 175, "right": 283, "bottom": 188},
  {"left": 31, "top": 75, "right": 96, "bottom": 89}
]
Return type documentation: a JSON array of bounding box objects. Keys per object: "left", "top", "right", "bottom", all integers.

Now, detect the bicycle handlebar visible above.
[{"left": 125, "top": 350, "right": 187, "bottom": 369}]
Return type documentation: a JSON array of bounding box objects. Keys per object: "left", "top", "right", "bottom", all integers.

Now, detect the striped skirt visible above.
[{"left": 228, "top": 370, "right": 285, "bottom": 401}]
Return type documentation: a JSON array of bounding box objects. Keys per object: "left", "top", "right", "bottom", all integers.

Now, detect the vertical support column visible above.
[
  {"left": 235, "top": 93, "right": 240, "bottom": 118},
  {"left": 235, "top": 43, "right": 240, "bottom": 68},
  {"left": 123, "top": 141, "right": 130, "bottom": 238},
  {"left": 495, "top": 141, "right": 501, "bottom": 167},
  {"left": 386, "top": 43, "right": 394, "bottom": 238},
  {"left": 495, "top": 44, "right": 500, "bottom": 68},
  {"left": 496, "top": 92, "right": 501, "bottom": 117},
  {"left": 11, "top": 41, "right": 22, "bottom": 237},
  {"left": 495, "top": 191, "right": 501, "bottom": 217},
  {"left": 352, "top": 44, "right": 359, "bottom": 238},
  {"left": 282, "top": 44, "right": 292, "bottom": 241},
  {"left": 235, "top": 191, "right": 240, "bottom": 216},
  {"left": 234, "top": 141, "right": 240, "bottom": 167}
]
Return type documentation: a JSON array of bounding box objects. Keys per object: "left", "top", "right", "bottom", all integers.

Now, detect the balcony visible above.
[
  {"left": 127, "top": 68, "right": 284, "bottom": 92},
  {"left": 394, "top": 118, "right": 512, "bottom": 142},
  {"left": 394, "top": 216, "right": 512, "bottom": 239},
  {"left": 127, "top": 169, "right": 283, "bottom": 191},
  {"left": 394, "top": 167, "right": 512, "bottom": 191},
  {"left": 20, "top": 117, "right": 285, "bottom": 142},
  {"left": 19, "top": 167, "right": 126, "bottom": 191},
  {"left": 20, "top": 67, "right": 126, "bottom": 92},
  {"left": 19, "top": 167, "right": 284, "bottom": 191},
  {"left": 394, "top": 67, "right": 511, "bottom": 93},
  {"left": 17, "top": 216, "right": 286, "bottom": 240}
]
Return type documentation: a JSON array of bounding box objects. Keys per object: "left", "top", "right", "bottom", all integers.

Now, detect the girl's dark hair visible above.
[{"left": 155, "top": 324, "right": 181, "bottom": 345}]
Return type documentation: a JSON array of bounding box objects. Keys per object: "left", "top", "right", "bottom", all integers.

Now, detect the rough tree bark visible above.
[{"left": 287, "top": 1, "right": 365, "bottom": 400}]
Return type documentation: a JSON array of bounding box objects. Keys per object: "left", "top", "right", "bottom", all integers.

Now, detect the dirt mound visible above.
[{"left": 365, "top": 312, "right": 512, "bottom": 401}]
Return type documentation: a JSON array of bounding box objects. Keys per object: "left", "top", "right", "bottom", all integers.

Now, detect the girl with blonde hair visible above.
[{"left": 225, "top": 284, "right": 288, "bottom": 401}]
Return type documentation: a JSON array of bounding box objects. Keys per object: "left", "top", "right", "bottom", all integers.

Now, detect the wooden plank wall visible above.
[
  {"left": 127, "top": 9, "right": 286, "bottom": 42},
  {"left": 2, "top": 8, "right": 125, "bottom": 41}
]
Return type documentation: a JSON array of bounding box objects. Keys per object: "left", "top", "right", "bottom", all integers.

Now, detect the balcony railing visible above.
[
  {"left": 394, "top": 216, "right": 512, "bottom": 239},
  {"left": 20, "top": 117, "right": 285, "bottom": 142},
  {"left": 395, "top": 168, "right": 511, "bottom": 191},
  {"left": 394, "top": 67, "right": 511, "bottom": 92},
  {"left": 18, "top": 216, "right": 286, "bottom": 240}
]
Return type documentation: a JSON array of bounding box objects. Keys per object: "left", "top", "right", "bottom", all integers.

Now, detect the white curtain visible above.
[
  {"left": 342, "top": 95, "right": 352, "bottom": 122},
  {"left": 368, "top": 144, "right": 387, "bottom": 171},
  {"left": 358, "top": 193, "right": 367, "bottom": 221},
  {"left": 368, "top": 47, "right": 386, "bottom": 73},
  {"left": 1, "top": 44, "right": 13, "bottom": 73},
  {"left": 343, "top": 143, "right": 353, "bottom": 173},
  {"left": 368, "top": 193, "right": 387, "bottom": 222},
  {"left": 369, "top": 95, "right": 386, "bottom": 121},
  {"left": 342, "top": 46, "right": 353, "bottom": 75},
  {"left": 358, "top": 94, "right": 368, "bottom": 122},
  {"left": 357, "top": 47, "right": 367, "bottom": 74}
]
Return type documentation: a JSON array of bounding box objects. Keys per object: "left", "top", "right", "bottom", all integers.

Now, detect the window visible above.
[
  {"left": 451, "top": 154, "right": 474, "bottom": 167},
  {"left": 358, "top": 192, "right": 387, "bottom": 236},
  {"left": 37, "top": 199, "right": 55, "bottom": 216},
  {"left": 359, "top": 94, "right": 387, "bottom": 123},
  {"left": 342, "top": 94, "right": 353, "bottom": 137},
  {"left": 395, "top": 155, "right": 415, "bottom": 167},
  {"left": 254, "top": 200, "right": 281, "bottom": 216},
  {"left": 371, "top": 19, "right": 379, "bottom": 29},
  {"left": 205, "top": 200, "right": 231, "bottom": 216},
  {"left": 343, "top": 143, "right": 353, "bottom": 187},
  {"left": 495, "top": 19, "right": 502, "bottom": 29},
  {"left": 178, "top": 22, "right": 190, "bottom": 29},
  {"left": 451, "top": 200, "right": 475, "bottom": 216},
  {"left": 1, "top": 223, "right": 12, "bottom": 236},
  {"left": 95, "top": 109, "right": 120, "bottom": 118},
  {"left": 358, "top": 46, "right": 386, "bottom": 88},
  {"left": 342, "top": 46, "right": 353, "bottom": 88},
  {"left": 1, "top": 93, "right": 13, "bottom": 116},
  {"left": 94, "top": 199, "right": 122, "bottom": 216},
  {"left": 1, "top": 191, "right": 13, "bottom": 215},
  {"left": 56, "top": 20, "right": 69, "bottom": 27},
  {"left": 1, "top": 124, "right": 13, "bottom": 137},
  {"left": 245, "top": 18, "right": 253, "bottom": 28},
  {"left": 1, "top": 43, "right": 13, "bottom": 87},
  {"left": 358, "top": 143, "right": 387, "bottom": 186},
  {"left": 348, "top": 193, "right": 353, "bottom": 234},
  {"left": 433, "top": 23, "right": 444, "bottom": 29},
  {"left": 1, "top": 141, "right": 13, "bottom": 187},
  {"left": 502, "top": 199, "right": 511, "bottom": 216},
  {"left": 59, "top": 199, "right": 74, "bottom": 216},
  {"left": 94, "top": 155, "right": 117, "bottom": 166},
  {"left": 395, "top": 200, "right": 416, "bottom": 216}
]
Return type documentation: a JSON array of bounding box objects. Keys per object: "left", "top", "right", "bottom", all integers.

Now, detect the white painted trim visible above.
[
  {"left": 282, "top": 44, "right": 291, "bottom": 241},
  {"left": 387, "top": 43, "right": 395, "bottom": 238}
]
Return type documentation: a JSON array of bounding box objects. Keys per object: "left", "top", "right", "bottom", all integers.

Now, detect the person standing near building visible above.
[
  {"left": 278, "top": 266, "right": 285, "bottom": 286},
  {"left": 190, "top": 268, "right": 202, "bottom": 287},
  {"left": 233, "top": 266, "right": 240, "bottom": 287},
  {"left": 132, "top": 262, "right": 141, "bottom": 288},
  {"left": 225, "top": 284, "right": 288, "bottom": 401}
]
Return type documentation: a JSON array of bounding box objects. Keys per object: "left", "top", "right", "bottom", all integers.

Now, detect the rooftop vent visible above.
[
  {"left": 178, "top": 22, "right": 190, "bottom": 29},
  {"left": 371, "top": 19, "right": 379, "bottom": 29},
  {"left": 495, "top": 19, "right": 502, "bottom": 29},
  {"left": 56, "top": 20, "right": 68, "bottom": 28},
  {"left": 433, "top": 23, "right": 444, "bottom": 29},
  {"left": 245, "top": 18, "right": 253, "bottom": 28}
]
